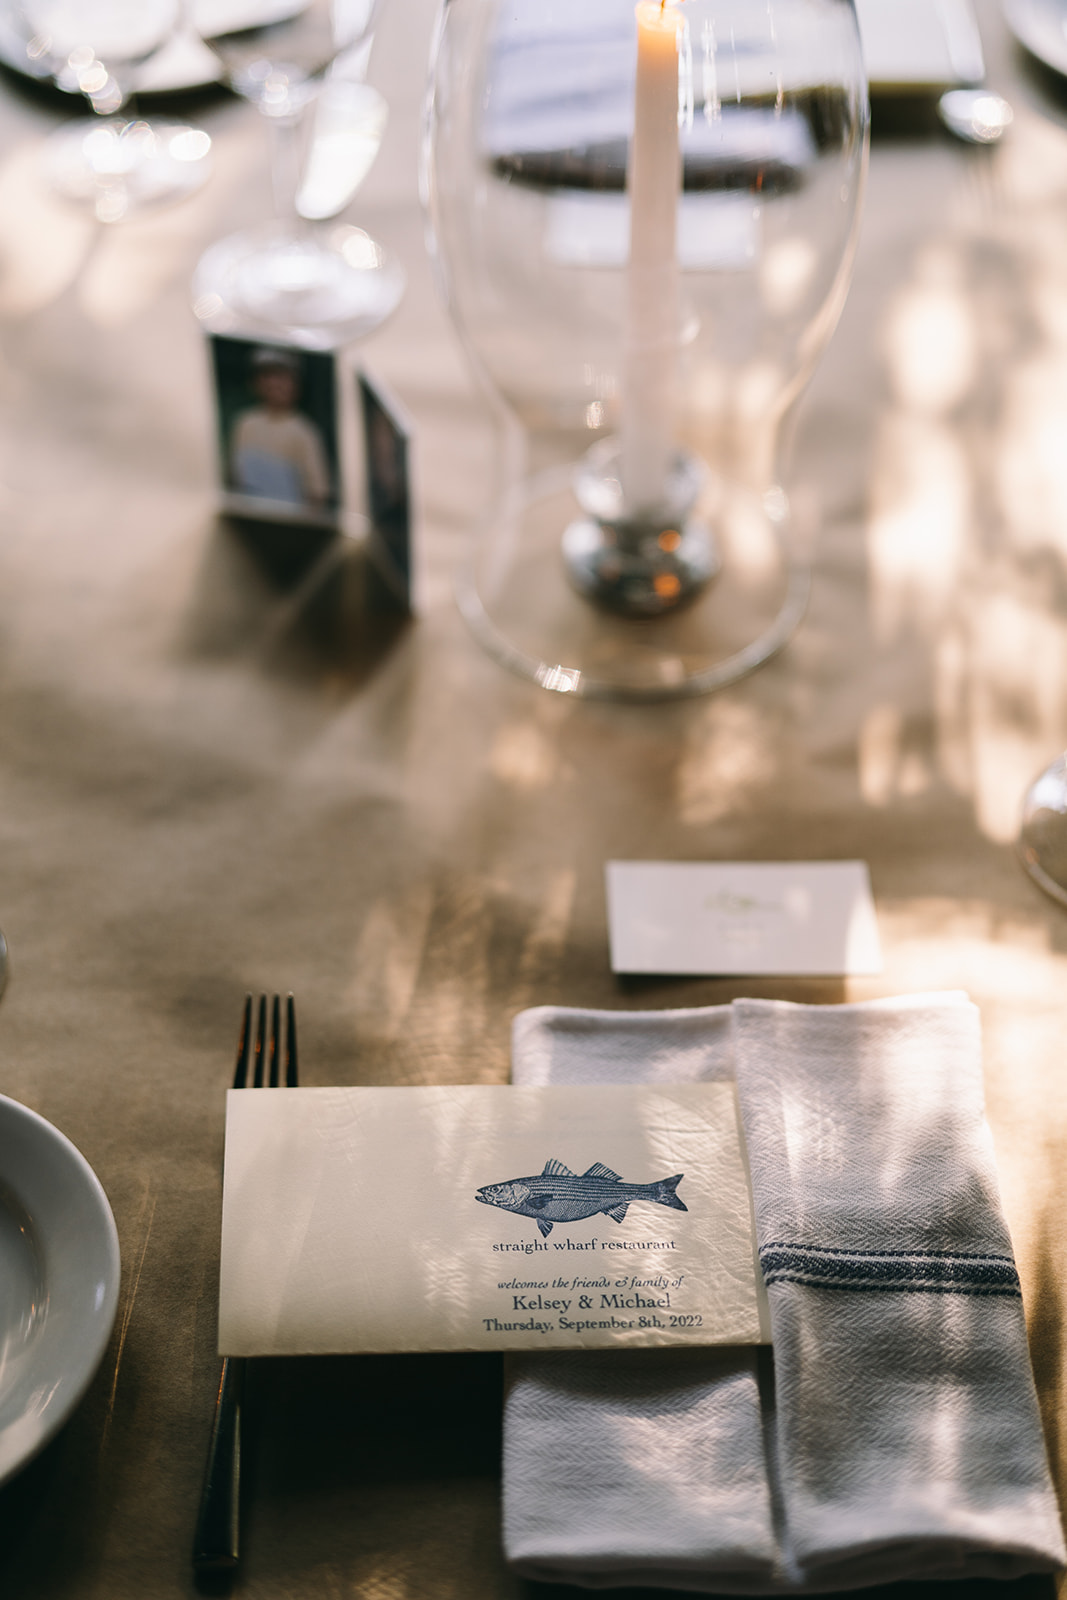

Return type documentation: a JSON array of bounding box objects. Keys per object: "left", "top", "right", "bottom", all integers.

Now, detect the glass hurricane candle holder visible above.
[{"left": 424, "top": 0, "right": 869, "bottom": 700}]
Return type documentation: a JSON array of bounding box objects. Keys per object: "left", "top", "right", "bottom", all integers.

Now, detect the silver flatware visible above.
[{"left": 193, "top": 993, "right": 298, "bottom": 1574}]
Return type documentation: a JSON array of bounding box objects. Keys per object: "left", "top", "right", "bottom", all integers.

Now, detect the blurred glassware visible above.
[
  {"left": 1002, "top": 0, "right": 1067, "bottom": 81},
  {"left": 0, "top": 0, "right": 221, "bottom": 90},
  {"left": 1019, "top": 756, "right": 1067, "bottom": 909},
  {"left": 6, "top": 0, "right": 212, "bottom": 223},
  {"left": 191, "top": 0, "right": 404, "bottom": 348},
  {"left": 424, "top": 0, "right": 869, "bottom": 700},
  {"left": 938, "top": 86, "right": 1013, "bottom": 143}
]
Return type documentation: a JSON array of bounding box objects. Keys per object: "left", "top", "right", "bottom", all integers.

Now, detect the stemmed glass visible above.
[
  {"left": 6, "top": 0, "right": 212, "bottom": 223},
  {"left": 1019, "top": 758, "right": 1067, "bottom": 908},
  {"left": 191, "top": 0, "right": 405, "bottom": 347}
]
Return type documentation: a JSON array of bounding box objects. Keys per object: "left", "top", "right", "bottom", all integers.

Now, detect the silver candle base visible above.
[{"left": 561, "top": 442, "right": 720, "bottom": 618}]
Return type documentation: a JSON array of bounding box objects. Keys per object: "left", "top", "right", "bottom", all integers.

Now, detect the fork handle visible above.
[{"left": 193, "top": 1355, "right": 244, "bottom": 1572}]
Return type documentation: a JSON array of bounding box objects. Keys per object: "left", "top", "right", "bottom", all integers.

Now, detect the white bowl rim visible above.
[{"left": 0, "top": 1093, "right": 121, "bottom": 1486}]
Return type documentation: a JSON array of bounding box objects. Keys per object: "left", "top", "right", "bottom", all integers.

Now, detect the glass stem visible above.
[{"left": 267, "top": 106, "right": 311, "bottom": 234}]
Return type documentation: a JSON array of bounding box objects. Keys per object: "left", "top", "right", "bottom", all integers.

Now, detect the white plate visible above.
[
  {"left": 1003, "top": 0, "right": 1067, "bottom": 78},
  {"left": 0, "top": 2, "right": 308, "bottom": 95},
  {"left": 0, "top": 20, "right": 222, "bottom": 93},
  {"left": 0, "top": 1095, "right": 120, "bottom": 1487}
]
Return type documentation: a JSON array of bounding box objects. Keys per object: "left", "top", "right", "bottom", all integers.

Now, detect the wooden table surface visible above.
[{"left": 3, "top": 1, "right": 1067, "bottom": 1595}]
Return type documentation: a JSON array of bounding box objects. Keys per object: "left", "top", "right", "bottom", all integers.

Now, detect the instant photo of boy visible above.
[{"left": 210, "top": 336, "right": 341, "bottom": 528}]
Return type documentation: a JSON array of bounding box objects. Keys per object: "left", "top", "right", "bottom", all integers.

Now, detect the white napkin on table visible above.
[{"left": 503, "top": 995, "right": 1065, "bottom": 1591}]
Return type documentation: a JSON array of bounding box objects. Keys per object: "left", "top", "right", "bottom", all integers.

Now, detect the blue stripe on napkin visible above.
[{"left": 758, "top": 1241, "right": 1022, "bottom": 1297}]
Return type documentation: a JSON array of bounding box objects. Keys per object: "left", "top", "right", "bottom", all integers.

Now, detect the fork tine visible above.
[
  {"left": 232, "top": 995, "right": 252, "bottom": 1090},
  {"left": 268, "top": 994, "right": 281, "bottom": 1087},
  {"left": 197, "top": 990, "right": 298, "bottom": 1574},
  {"left": 252, "top": 994, "right": 267, "bottom": 1088},
  {"left": 196, "top": 993, "right": 256, "bottom": 1572},
  {"left": 193, "top": 1353, "right": 243, "bottom": 1572},
  {"left": 285, "top": 994, "right": 299, "bottom": 1087}
]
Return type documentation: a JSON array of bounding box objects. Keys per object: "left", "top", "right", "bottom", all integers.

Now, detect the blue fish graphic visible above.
[{"left": 475, "top": 1158, "right": 687, "bottom": 1237}]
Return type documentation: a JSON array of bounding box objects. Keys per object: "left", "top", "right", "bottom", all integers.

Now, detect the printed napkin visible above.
[{"left": 503, "top": 995, "right": 1065, "bottom": 1591}]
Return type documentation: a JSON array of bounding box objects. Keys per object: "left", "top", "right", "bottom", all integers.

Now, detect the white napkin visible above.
[{"left": 503, "top": 996, "right": 1065, "bottom": 1591}]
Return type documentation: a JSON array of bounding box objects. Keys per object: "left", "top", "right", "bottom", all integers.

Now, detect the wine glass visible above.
[
  {"left": 191, "top": 0, "right": 404, "bottom": 347},
  {"left": 6, "top": 0, "right": 212, "bottom": 223},
  {"left": 424, "top": 0, "right": 869, "bottom": 700},
  {"left": 1019, "top": 757, "right": 1067, "bottom": 908}
]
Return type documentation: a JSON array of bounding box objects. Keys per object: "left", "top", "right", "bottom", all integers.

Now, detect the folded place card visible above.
[
  {"left": 606, "top": 859, "right": 882, "bottom": 976},
  {"left": 219, "top": 1083, "right": 769, "bottom": 1356}
]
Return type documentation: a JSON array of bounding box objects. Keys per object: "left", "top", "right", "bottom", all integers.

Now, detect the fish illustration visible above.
[{"left": 475, "top": 1158, "right": 687, "bottom": 1237}]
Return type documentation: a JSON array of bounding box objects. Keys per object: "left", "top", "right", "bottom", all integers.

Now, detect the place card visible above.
[
  {"left": 219, "top": 1083, "right": 769, "bottom": 1356},
  {"left": 606, "top": 860, "right": 882, "bottom": 976}
]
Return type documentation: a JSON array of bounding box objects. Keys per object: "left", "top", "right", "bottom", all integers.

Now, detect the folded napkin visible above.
[{"left": 503, "top": 995, "right": 1065, "bottom": 1591}]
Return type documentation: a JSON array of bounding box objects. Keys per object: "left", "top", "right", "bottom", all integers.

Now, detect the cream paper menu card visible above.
[{"left": 219, "top": 1083, "right": 770, "bottom": 1356}]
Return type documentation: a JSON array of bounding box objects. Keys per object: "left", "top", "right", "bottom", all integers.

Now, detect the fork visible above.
[{"left": 193, "top": 993, "right": 298, "bottom": 1574}]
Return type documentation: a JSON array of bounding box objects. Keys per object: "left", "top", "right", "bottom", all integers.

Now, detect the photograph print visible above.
[{"left": 210, "top": 335, "right": 341, "bottom": 529}]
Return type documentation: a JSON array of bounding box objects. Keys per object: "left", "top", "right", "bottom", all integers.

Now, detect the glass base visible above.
[
  {"left": 458, "top": 463, "right": 809, "bottom": 702},
  {"left": 1019, "top": 754, "right": 1067, "bottom": 908},
  {"left": 562, "top": 442, "right": 720, "bottom": 617},
  {"left": 42, "top": 119, "right": 213, "bottom": 223},
  {"left": 561, "top": 512, "right": 719, "bottom": 617},
  {"left": 192, "top": 222, "right": 406, "bottom": 349}
]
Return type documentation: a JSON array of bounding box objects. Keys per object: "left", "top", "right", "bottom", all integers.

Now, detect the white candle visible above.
[{"left": 621, "top": 0, "right": 683, "bottom": 518}]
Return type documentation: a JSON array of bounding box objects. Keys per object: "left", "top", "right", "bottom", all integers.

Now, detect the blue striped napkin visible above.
[{"left": 503, "top": 994, "right": 1065, "bottom": 1590}]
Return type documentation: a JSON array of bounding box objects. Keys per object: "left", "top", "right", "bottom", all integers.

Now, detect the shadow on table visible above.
[
  {"left": 242, "top": 1351, "right": 503, "bottom": 1486},
  {"left": 0, "top": 55, "right": 230, "bottom": 119},
  {"left": 0, "top": 1432, "right": 66, "bottom": 1570},
  {"left": 181, "top": 516, "right": 411, "bottom": 694},
  {"left": 613, "top": 975, "right": 850, "bottom": 1007},
  {"left": 520, "top": 1583, "right": 1056, "bottom": 1600},
  {"left": 868, "top": 92, "right": 946, "bottom": 142},
  {"left": 187, "top": 1352, "right": 505, "bottom": 1594}
]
